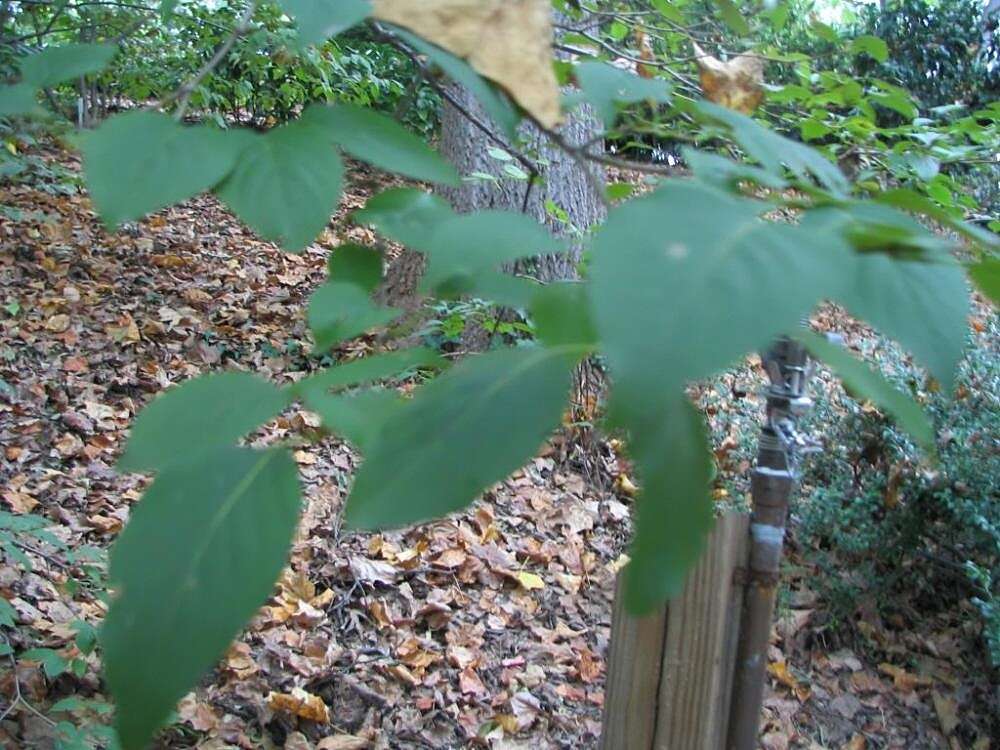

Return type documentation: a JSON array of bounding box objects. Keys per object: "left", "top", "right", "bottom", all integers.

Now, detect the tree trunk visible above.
[{"left": 437, "top": 84, "right": 606, "bottom": 282}]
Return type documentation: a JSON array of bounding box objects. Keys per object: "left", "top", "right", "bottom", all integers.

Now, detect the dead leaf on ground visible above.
[
  {"left": 316, "top": 735, "right": 370, "bottom": 750},
  {"left": 268, "top": 688, "right": 330, "bottom": 723}
]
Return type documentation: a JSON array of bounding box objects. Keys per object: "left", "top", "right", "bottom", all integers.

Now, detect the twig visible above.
[{"left": 0, "top": 633, "right": 57, "bottom": 728}]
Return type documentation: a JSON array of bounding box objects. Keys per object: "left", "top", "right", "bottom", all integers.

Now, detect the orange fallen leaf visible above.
[
  {"left": 267, "top": 688, "right": 330, "bottom": 723},
  {"left": 767, "top": 660, "right": 810, "bottom": 702},
  {"left": 878, "top": 662, "right": 932, "bottom": 692}
]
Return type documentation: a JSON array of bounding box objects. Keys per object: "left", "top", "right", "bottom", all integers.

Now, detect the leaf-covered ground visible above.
[{"left": 0, "top": 144, "right": 996, "bottom": 749}]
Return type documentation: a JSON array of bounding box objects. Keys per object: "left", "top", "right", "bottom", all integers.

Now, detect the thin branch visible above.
[{"left": 149, "top": 0, "right": 257, "bottom": 120}]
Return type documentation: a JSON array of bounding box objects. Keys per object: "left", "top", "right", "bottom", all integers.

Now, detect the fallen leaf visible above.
[
  {"left": 878, "top": 662, "right": 932, "bottom": 692},
  {"left": 513, "top": 571, "right": 545, "bottom": 590},
  {"left": 767, "top": 660, "right": 810, "bottom": 702},
  {"left": 268, "top": 688, "right": 330, "bottom": 723},
  {"left": 932, "top": 691, "right": 959, "bottom": 735},
  {"left": 316, "top": 736, "right": 370, "bottom": 750}
]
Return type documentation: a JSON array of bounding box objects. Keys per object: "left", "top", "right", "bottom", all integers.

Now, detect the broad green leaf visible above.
[
  {"left": 615, "top": 390, "right": 713, "bottom": 613},
  {"left": 19, "top": 44, "right": 116, "bottom": 88},
  {"left": 215, "top": 110, "right": 343, "bottom": 251},
  {"left": 391, "top": 27, "right": 520, "bottom": 141},
  {"left": 693, "top": 101, "right": 850, "bottom": 196},
  {"left": 417, "top": 211, "right": 563, "bottom": 294},
  {"left": 712, "top": 0, "right": 750, "bottom": 36},
  {"left": 302, "top": 389, "right": 402, "bottom": 450},
  {"left": 103, "top": 447, "right": 300, "bottom": 750},
  {"left": 797, "top": 331, "right": 933, "bottom": 450},
  {"left": 652, "top": 0, "right": 684, "bottom": 24},
  {"left": 530, "top": 283, "right": 597, "bottom": 349},
  {"left": 353, "top": 188, "right": 454, "bottom": 248},
  {"left": 345, "top": 346, "right": 576, "bottom": 529},
  {"left": 119, "top": 372, "right": 289, "bottom": 473},
  {"left": 279, "top": 0, "right": 371, "bottom": 46},
  {"left": 290, "top": 347, "right": 444, "bottom": 397},
  {"left": 591, "top": 181, "right": 850, "bottom": 395},
  {"left": 328, "top": 243, "right": 383, "bottom": 292},
  {"left": 0, "top": 84, "right": 39, "bottom": 117},
  {"left": 308, "top": 281, "right": 400, "bottom": 351},
  {"left": 875, "top": 188, "right": 1000, "bottom": 250},
  {"left": 0, "top": 597, "right": 14, "bottom": 628},
  {"left": 805, "top": 208, "right": 970, "bottom": 388},
  {"left": 21, "top": 648, "right": 68, "bottom": 679},
  {"left": 574, "top": 61, "right": 672, "bottom": 128},
  {"left": 466, "top": 271, "right": 540, "bottom": 309},
  {"left": 682, "top": 148, "right": 788, "bottom": 191},
  {"left": 303, "top": 104, "right": 458, "bottom": 185},
  {"left": 82, "top": 112, "right": 248, "bottom": 227},
  {"left": 850, "top": 35, "right": 889, "bottom": 63},
  {"left": 359, "top": 196, "right": 560, "bottom": 296},
  {"left": 969, "top": 257, "right": 1000, "bottom": 305},
  {"left": 844, "top": 253, "right": 968, "bottom": 389}
]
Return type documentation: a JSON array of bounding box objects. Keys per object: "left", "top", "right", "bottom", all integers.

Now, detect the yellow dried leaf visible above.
[
  {"left": 767, "top": 660, "right": 810, "bottom": 702},
  {"left": 372, "top": 0, "right": 561, "bottom": 127},
  {"left": 932, "top": 691, "right": 959, "bottom": 735},
  {"left": 693, "top": 42, "right": 764, "bottom": 114},
  {"left": 268, "top": 688, "right": 330, "bottom": 723},
  {"left": 615, "top": 474, "right": 638, "bottom": 496},
  {"left": 514, "top": 571, "right": 545, "bottom": 590}
]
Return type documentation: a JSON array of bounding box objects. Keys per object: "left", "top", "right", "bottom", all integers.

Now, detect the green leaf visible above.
[
  {"left": 302, "top": 389, "right": 402, "bottom": 450},
  {"left": 466, "top": 271, "right": 541, "bottom": 309},
  {"left": 693, "top": 101, "right": 850, "bottom": 196},
  {"left": 575, "top": 61, "right": 672, "bottom": 128},
  {"left": 712, "top": 0, "right": 750, "bottom": 36},
  {"left": 327, "top": 243, "right": 383, "bottom": 292},
  {"left": 591, "top": 181, "right": 850, "bottom": 394},
  {"left": 290, "top": 347, "right": 444, "bottom": 397},
  {"left": 345, "top": 347, "right": 576, "bottom": 529},
  {"left": 103, "top": 447, "right": 300, "bottom": 750},
  {"left": 796, "top": 331, "right": 933, "bottom": 451},
  {"left": 969, "top": 257, "right": 1000, "bottom": 305},
  {"left": 616, "top": 391, "right": 713, "bottom": 613},
  {"left": 391, "top": 27, "right": 520, "bottom": 141},
  {"left": 82, "top": 112, "right": 248, "bottom": 227},
  {"left": 21, "top": 647, "right": 69, "bottom": 679},
  {"left": 19, "top": 44, "right": 116, "bottom": 88},
  {"left": 303, "top": 104, "right": 458, "bottom": 185},
  {"left": 215, "top": 109, "right": 344, "bottom": 251},
  {"left": 682, "top": 148, "right": 788, "bottom": 191},
  {"left": 652, "top": 0, "right": 684, "bottom": 24},
  {"left": 73, "top": 619, "right": 98, "bottom": 655},
  {"left": 279, "top": 0, "right": 370, "bottom": 46},
  {"left": 308, "top": 282, "right": 400, "bottom": 351},
  {"left": 417, "top": 212, "right": 563, "bottom": 294},
  {"left": 850, "top": 35, "right": 889, "bottom": 63},
  {"left": 530, "top": 283, "right": 597, "bottom": 349},
  {"left": 0, "top": 597, "right": 15, "bottom": 628},
  {"left": 874, "top": 188, "right": 999, "bottom": 250},
  {"left": 0, "top": 84, "right": 39, "bottom": 117},
  {"left": 119, "top": 372, "right": 289, "bottom": 473},
  {"left": 353, "top": 188, "right": 454, "bottom": 248}
]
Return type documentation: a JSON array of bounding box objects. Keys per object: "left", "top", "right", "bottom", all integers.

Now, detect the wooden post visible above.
[{"left": 601, "top": 513, "right": 750, "bottom": 750}]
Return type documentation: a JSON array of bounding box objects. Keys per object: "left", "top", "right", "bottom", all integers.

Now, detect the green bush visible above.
[{"left": 798, "top": 315, "right": 1000, "bottom": 668}]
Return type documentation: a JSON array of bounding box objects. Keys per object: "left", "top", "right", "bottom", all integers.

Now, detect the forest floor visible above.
[{"left": 0, "top": 144, "right": 996, "bottom": 749}]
